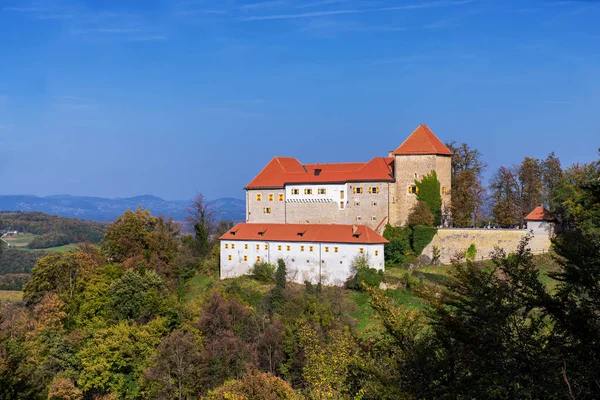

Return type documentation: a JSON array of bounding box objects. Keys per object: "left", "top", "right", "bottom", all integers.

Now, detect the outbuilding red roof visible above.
[
  {"left": 524, "top": 206, "right": 555, "bottom": 221},
  {"left": 220, "top": 223, "right": 389, "bottom": 245},
  {"left": 245, "top": 156, "right": 394, "bottom": 189},
  {"left": 393, "top": 124, "right": 453, "bottom": 156}
]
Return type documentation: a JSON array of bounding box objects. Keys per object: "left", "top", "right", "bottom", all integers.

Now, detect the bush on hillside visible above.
[
  {"left": 411, "top": 225, "right": 438, "bottom": 254},
  {"left": 250, "top": 261, "right": 276, "bottom": 283},
  {"left": 383, "top": 224, "right": 414, "bottom": 267},
  {"left": 345, "top": 255, "right": 383, "bottom": 291}
]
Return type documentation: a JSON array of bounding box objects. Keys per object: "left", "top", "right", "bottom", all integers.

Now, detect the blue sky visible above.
[{"left": 0, "top": 0, "right": 599, "bottom": 201}]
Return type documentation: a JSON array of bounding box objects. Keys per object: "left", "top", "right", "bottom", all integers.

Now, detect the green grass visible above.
[
  {"left": 3, "top": 233, "right": 38, "bottom": 247},
  {"left": 44, "top": 244, "right": 80, "bottom": 252}
]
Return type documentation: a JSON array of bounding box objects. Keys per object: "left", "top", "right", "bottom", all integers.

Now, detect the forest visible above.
[{"left": 0, "top": 150, "right": 599, "bottom": 399}]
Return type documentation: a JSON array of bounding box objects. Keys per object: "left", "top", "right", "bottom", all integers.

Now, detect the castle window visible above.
[
  {"left": 278, "top": 193, "right": 284, "bottom": 201},
  {"left": 287, "top": 245, "right": 291, "bottom": 251},
  {"left": 225, "top": 244, "right": 229, "bottom": 249},
  {"left": 371, "top": 201, "right": 378, "bottom": 206},
  {"left": 300, "top": 246, "right": 305, "bottom": 252},
  {"left": 304, "top": 188, "right": 313, "bottom": 195},
  {"left": 309, "top": 246, "right": 313, "bottom": 252},
  {"left": 360, "top": 248, "right": 364, "bottom": 254},
  {"left": 263, "top": 207, "right": 271, "bottom": 214},
  {"left": 228, "top": 255, "right": 232, "bottom": 260},
  {"left": 354, "top": 201, "right": 360, "bottom": 207},
  {"left": 278, "top": 245, "right": 282, "bottom": 250},
  {"left": 340, "top": 202, "right": 345, "bottom": 209},
  {"left": 318, "top": 188, "right": 327, "bottom": 194},
  {"left": 334, "top": 247, "right": 339, "bottom": 253},
  {"left": 268, "top": 193, "right": 274, "bottom": 201},
  {"left": 340, "top": 190, "right": 345, "bottom": 199},
  {"left": 408, "top": 185, "right": 418, "bottom": 194},
  {"left": 265, "top": 244, "right": 269, "bottom": 250},
  {"left": 442, "top": 186, "right": 447, "bottom": 195},
  {"left": 375, "top": 250, "right": 379, "bottom": 256},
  {"left": 245, "top": 244, "right": 248, "bottom": 249},
  {"left": 256, "top": 256, "right": 261, "bottom": 261},
  {"left": 371, "top": 216, "right": 377, "bottom": 221},
  {"left": 256, "top": 244, "right": 260, "bottom": 250},
  {"left": 256, "top": 193, "right": 262, "bottom": 201},
  {"left": 353, "top": 187, "right": 363, "bottom": 194},
  {"left": 369, "top": 187, "right": 379, "bottom": 194},
  {"left": 325, "top": 247, "right": 329, "bottom": 252},
  {"left": 231, "top": 244, "right": 235, "bottom": 249},
  {"left": 291, "top": 189, "right": 300, "bottom": 195},
  {"left": 244, "top": 255, "right": 248, "bottom": 261},
  {"left": 356, "top": 216, "right": 362, "bottom": 221}
]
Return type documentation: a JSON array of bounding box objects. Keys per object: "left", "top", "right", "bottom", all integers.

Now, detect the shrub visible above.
[
  {"left": 407, "top": 201, "right": 435, "bottom": 227},
  {"left": 250, "top": 261, "right": 276, "bottom": 283},
  {"left": 383, "top": 224, "right": 414, "bottom": 267},
  {"left": 411, "top": 225, "right": 437, "bottom": 254},
  {"left": 465, "top": 243, "right": 477, "bottom": 261},
  {"left": 416, "top": 170, "right": 443, "bottom": 226},
  {"left": 345, "top": 255, "right": 383, "bottom": 291}
]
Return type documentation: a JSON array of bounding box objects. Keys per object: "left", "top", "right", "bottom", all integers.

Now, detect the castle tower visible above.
[{"left": 388, "top": 125, "right": 452, "bottom": 226}]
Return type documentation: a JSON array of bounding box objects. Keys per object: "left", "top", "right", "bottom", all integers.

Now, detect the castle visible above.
[{"left": 244, "top": 124, "right": 453, "bottom": 230}]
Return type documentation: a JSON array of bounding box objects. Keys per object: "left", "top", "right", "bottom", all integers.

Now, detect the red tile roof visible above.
[
  {"left": 524, "top": 206, "right": 555, "bottom": 221},
  {"left": 245, "top": 156, "right": 394, "bottom": 189},
  {"left": 393, "top": 124, "right": 453, "bottom": 156},
  {"left": 220, "top": 223, "right": 389, "bottom": 245}
]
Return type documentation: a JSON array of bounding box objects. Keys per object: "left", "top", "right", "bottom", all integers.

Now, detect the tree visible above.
[
  {"left": 541, "top": 152, "right": 563, "bottom": 209},
  {"left": 269, "top": 259, "right": 287, "bottom": 313},
  {"left": 445, "top": 141, "right": 487, "bottom": 227},
  {"left": 102, "top": 208, "right": 181, "bottom": 278},
  {"left": 519, "top": 157, "right": 543, "bottom": 221},
  {"left": 205, "top": 370, "right": 300, "bottom": 400},
  {"left": 546, "top": 154, "right": 600, "bottom": 398},
  {"left": 144, "top": 329, "right": 202, "bottom": 400},
  {"left": 489, "top": 165, "right": 521, "bottom": 226},
  {"left": 186, "top": 194, "right": 217, "bottom": 258},
  {"left": 415, "top": 171, "right": 442, "bottom": 226},
  {"left": 407, "top": 201, "right": 434, "bottom": 227},
  {"left": 108, "top": 269, "right": 167, "bottom": 323}
]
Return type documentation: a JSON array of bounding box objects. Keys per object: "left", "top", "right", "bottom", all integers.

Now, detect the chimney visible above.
[{"left": 388, "top": 150, "right": 394, "bottom": 157}]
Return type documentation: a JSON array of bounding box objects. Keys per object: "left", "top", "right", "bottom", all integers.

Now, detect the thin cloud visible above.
[
  {"left": 3, "top": 7, "right": 48, "bottom": 12},
  {"left": 239, "top": 1, "right": 287, "bottom": 11},
  {"left": 377, "top": 0, "right": 475, "bottom": 11},
  {"left": 127, "top": 35, "right": 168, "bottom": 41},
  {"left": 296, "top": 0, "right": 351, "bottom": 9},
  {"left": 240, "top": 9, "right": 360, "bottom": 21},
  {"left": 53, "top": 96, "right": 83, "bottom": 101}
]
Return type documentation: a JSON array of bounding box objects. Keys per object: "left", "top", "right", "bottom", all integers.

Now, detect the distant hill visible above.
[{"left": 0, "top": 195, "right": 245, "bottom": 223}]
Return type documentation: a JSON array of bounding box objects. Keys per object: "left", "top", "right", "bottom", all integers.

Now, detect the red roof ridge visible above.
[
  {"left": 524, "top": 206, "right": 555, "bottom": 221},
  {"left": 220, "top": 223, "right": 389, "bottom": 244},
  {"left": 393, "top": 124, "right": 453, "bottom": 156}
]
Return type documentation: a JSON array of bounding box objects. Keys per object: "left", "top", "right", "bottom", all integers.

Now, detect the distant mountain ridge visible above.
[{"left": 0, "top": 195, "right": 245, "bottom": 223}]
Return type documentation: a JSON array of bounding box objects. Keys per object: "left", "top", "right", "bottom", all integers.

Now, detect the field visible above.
[
  {"left": 0, "top": 290, "right": 23, "bottom": 303},
  {"left": 2, "top": 232, "right": 80, "bottom": 253}
]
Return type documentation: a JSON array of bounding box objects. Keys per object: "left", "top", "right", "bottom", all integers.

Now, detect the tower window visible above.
[
  {"left": 268, "top": 193, "right": 274, "bottom": 201},
  {"left": 291, "top": 189, "right": 299, "bottom": 195},
  {"left": 263, "top": 207, "right": 271, "bottom": 214},
  {"left": 408, "top": 185, "right": 418, "bottom": 194},
  {"left": 354, "top": 201, "right": 360, "bottom": 207},
  {"left": 278, "top": 193, "right": 284, "bottom": 201},
  {"left": 353, "top": 187, "right": 363, "bottom": 194},
  {"left": 256, "top": 193, "right": 262, "bottom": 201},
  {"left": 442, "top": 186, "right": 447, "bottom": 195},
  {"left": 371, "top": 201, "right": 378, "bottom": 206},
  {"left": 371, "top": 216, "right": 377, "bottom": 221},
  {"left": 356, "top": 216, "right": 362, "bottom": 221},
  {"left": 340, "top": 202, "right": 345, "bottom": 209},
  {"left": 369, "top": 187, "right": 379, "bottom": 194}
]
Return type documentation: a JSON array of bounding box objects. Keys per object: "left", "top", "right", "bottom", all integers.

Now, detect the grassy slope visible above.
[{"left": 0, "top": 290, "right": 23, "bottom": 303}]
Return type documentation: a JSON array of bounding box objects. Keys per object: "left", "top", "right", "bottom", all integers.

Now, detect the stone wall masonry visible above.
[
  {"left": 246, "top": 189, "right": 286, "bottom": 223},
  {"left": 422, "top": 229, "right": 552, "bottom": 265}
]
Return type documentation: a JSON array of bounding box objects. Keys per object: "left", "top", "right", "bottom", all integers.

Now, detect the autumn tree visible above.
[
  {"left": 102, "top": 207, "right": 181, "bottom": 278},
  {"left": 445, "top": 141, "right": 487, "bottom": 227},
  {"left": 144, "top": 329, "right": 202, "bottom": 399},
  {"left": 541, "top": 152, "right": 563, "bottom": 208},
  {"left": 519, "top": 157, "right": 543, "bottom": 221},
  {"left": 205, "top": 370, "right": 301, "bottom": 400},
  {"left": 489, "top": 165, "right": 521, "bottom": 226},
  {"left": 407, "top": 201, "right": 434, "bottom": 227}
]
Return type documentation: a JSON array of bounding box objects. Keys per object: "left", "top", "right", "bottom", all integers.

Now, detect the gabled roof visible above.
[
  {"left": 393, "top": 124, "right": 453, "bottom": 156},
  {"left": 245, "top": 157, "right": 394, "bottom": 189},
  {"left": 220, "top": 223, "right": 389, "bottom": 245},
  {"left": 525, "top": 206, "right": 555, "bottom": 221}
]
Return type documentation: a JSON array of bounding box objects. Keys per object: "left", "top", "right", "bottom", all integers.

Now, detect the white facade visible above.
[
  {"left": 527, "top": 220, "right": 555, "bottom": 237},
  {"left": 220, "top": 239, "right": 385, "bottom": 286},
  {"left": 285, "top": 183, "right": 348, "bottom": 209}
]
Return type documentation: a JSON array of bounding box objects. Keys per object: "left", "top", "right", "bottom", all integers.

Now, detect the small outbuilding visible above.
[
  {"left": 220, "top": 223, "right": 388, "bottom": 286},
  {"left": 524, "top": 206, "right": 555, "bottom": 237}
]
